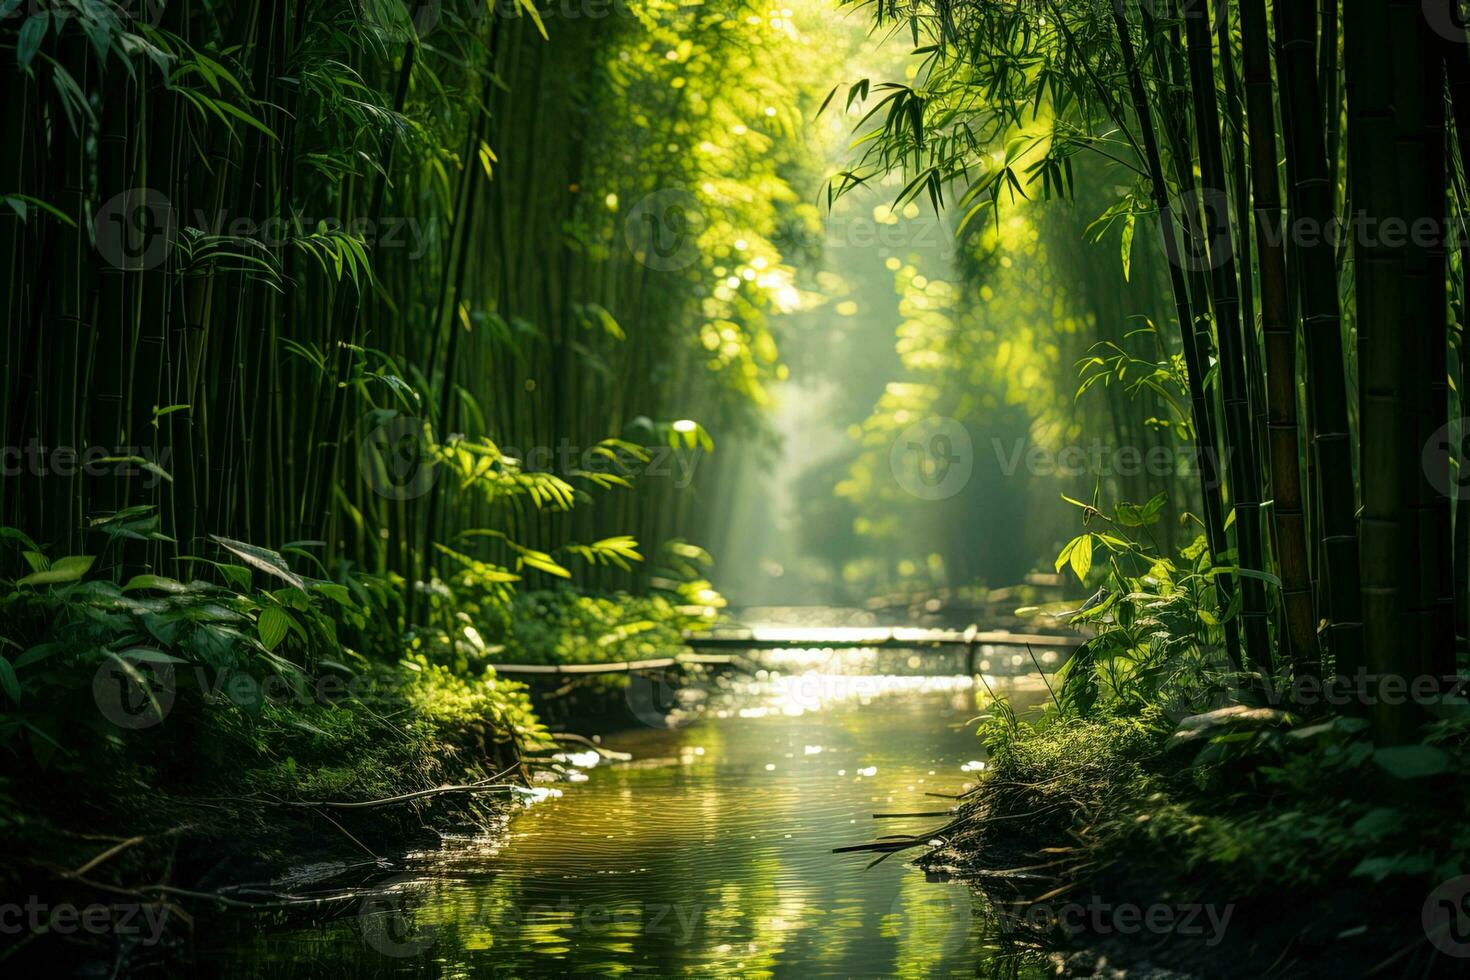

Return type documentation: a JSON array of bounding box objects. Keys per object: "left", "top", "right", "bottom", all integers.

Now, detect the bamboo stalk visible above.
[
  {"left": 1276, "top": 0, "right": 1365, "bottom": 679},
  {"left": 1240, "top": 0, "right": 1322, "bottom": 679},
  {"left": 1110, "top": 0, "right": 1241, "bottom": 669},
  {"left": 1183, "top": 0, "right": 1271, "bottom": 672}
]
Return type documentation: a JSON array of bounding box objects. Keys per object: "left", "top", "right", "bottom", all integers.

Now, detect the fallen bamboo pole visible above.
[{"left": 682, "top": 628, "right": 1083, "bottom": 650}]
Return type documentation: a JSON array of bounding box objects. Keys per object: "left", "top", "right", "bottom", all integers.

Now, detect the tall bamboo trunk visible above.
[
  {"left": 1110, "top": 0, "right": 1240, "bottom": 667},
  {"left": 1415, "top": 4, "right": 1458, "bottom": 685},
  {"left": 1240, "top": 0, "right": 1321, "bottom": 682},
  {"left": 1183, "top": 0, "right": 1271, "bottom": 672},
  {"left": 1345, "top": 0, "right": 1432, "bottom": 739},
  {"left": 1445, "top": 35, "right": 1470, "bottom": 654},
  {"left": 304, "top": 43, "right": 417, "bottom": 544},
  {"left": 1274, "top": 0, "right": 1365, "bottom": 681}
]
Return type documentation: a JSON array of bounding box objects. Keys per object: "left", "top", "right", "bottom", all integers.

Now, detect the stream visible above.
[{"left": 195, "top": 647, "right": 1053, "bottom": 977}]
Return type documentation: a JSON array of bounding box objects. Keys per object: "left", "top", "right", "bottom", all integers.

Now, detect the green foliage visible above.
[
  {"left": 483, "top": 585, "right": 721, "bottom": 669},
  {"left": 0, "top": 529, "right": 367, "bottom": 746},
  {"left": 970, "top": 703, "right": 1470, "bottom": 903}
]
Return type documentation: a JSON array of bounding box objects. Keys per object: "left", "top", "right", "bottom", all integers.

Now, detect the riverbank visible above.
[
  {"left": 916, "top": 707, "right": 1470, "bottom": 977},
  {"left": 0, "top": 580, "right": 721, "bottom": 973},
  {"left": 0, "top": 655, "right": 535, "bottom": 968}
]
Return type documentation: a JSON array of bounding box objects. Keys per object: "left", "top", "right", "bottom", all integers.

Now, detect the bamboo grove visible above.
[
  {"left": 827, "top": 0, "right": 1470, "bottom": 735},
  {"left": 1, "top": 1, "right": 833, "bottom": 638}
]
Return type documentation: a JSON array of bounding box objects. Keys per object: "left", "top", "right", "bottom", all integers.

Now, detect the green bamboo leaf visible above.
[
  {"left": 1120, "top": 212, "right": 1135, "bottom": 281},
  {"left": 0, "top": 527, "right": 40, "bottom": 553},
  {"left": 213, "top": 99, "right": 278, "bottom": 140},
  {"left": 14, "top": 643, "right": 58, "bottom": 670},
  {"left": 515, "top": 0, "right": 549, "bottom": 40},
  {"left": 815, "top": 83, "right": 840, "bottom": 119},
  {"left": 519, "top": 552, "right": 571, "bottom": 579},
  {"left": 118, "top": 647, "right": 188, "bottom": 666},
  {"left": 99, "top": 455, "right": 174, "bottom": 483},
  {"left": 3, "top": 193, "right": 76, "bottom": 226}
]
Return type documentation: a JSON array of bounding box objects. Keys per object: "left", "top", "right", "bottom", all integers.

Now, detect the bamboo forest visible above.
[{"left": 8, "top": 0, "right": 1470, "bottom": 976}]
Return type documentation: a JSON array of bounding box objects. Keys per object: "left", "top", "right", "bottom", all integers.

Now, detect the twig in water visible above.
[
  {"left": 873, "top": 810, "right": 954, "bottom": 819},
  {"left": 311, "top": 807, "right": 380, "bottom": 860},
  {"left": 264, "top": 784, "right": 520, "bottom": 810}
]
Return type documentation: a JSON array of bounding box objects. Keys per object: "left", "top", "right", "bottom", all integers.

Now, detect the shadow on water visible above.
[{"left": 192, "top": 644, "right": 1060, "bottom": 978}]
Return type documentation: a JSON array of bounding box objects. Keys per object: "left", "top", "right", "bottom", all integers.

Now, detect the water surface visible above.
[{"left": 199, "top": 656, "right": 1050, "bottom": 977}]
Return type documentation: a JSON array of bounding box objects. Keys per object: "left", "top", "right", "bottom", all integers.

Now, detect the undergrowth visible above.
[{"left": 0, "top": 528, "right": 719, "bottom": 903}]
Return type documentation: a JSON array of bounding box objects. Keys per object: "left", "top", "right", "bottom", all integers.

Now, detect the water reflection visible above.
[{"left": 196, "top": 656, "right": 1054, "bottom": 977}]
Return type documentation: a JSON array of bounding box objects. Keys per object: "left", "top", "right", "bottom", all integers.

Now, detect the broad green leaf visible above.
[
  {"left": 17, "top": 13, "right": 47, "bottom": 72},
  {"left": 1350, "top": 853, "right": 1434, "bottom": 882},
  {"left": 1068, "top": 534, "right": 1093, "bottom": 583},
  {"left": 18, "top": 554, "right": 94, "bottom": 586},
  {"left": 209, "top": 535, "right": 306, "bottom": 590},
  {"left": 1054, "top": 535, "right": 1078, "bottom": 574},
  {"left": 1373, "top": 744, "right": 1452, "bottom": 779},
  {"left": 310, "top": 582, "right": 354, "bottom": 606},
  {"left": 14, "top": 644, "right": 58, "bottom": 670},
  {"left": 0, "top": 656, "right": 19, "bottom": 702},
  {"left": 257, "top": 607, "right": 291, "bottom": 652},
  {"left": 123, "top": 575, "right": 190, "bottom": 594},
  {"left": 0, "top": 527, "right": 41, "bottom": 552}
]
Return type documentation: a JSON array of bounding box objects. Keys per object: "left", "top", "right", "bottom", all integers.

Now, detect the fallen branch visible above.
[
  {"left": 71, "top": 824, "right": 195, "bottom": 878},
  {"left": 488, "top": 653, "right": 734, "bottom": 675},
  {"left": 538, "top": 732, "right": 633, "bottom": 761}
]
